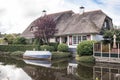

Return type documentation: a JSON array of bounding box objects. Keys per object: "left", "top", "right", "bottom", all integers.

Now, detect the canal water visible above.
[{"left": 0, "top": 56, "right": 120, "bottom": 80}]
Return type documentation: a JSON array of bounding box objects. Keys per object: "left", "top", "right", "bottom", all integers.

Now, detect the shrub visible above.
[
  {"left": 49, "top": 42, "right": 59, "bottom": 51},
  {"left": 0, "top": 45, "right": 39, "bottom": 52},
  {"left": 77, "top": 40, "right": 96, "bottom": 56},
  {"left": 57, "top": 43, "right": 68, "bottom": 52},
  {"left": 40, "top": 45, "right": 55, "bottom": 51}
]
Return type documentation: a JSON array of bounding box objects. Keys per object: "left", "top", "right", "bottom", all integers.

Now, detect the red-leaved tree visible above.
[{"left": 33, "top": 16, "right": 57, "bottom": 44}]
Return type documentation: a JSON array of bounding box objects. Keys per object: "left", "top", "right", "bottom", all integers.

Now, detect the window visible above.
[
  {"left": 104, "top": 21, "right": 107, "bottom": 28},
  {"left": 30, "top": 26, "right": 38, "bottom": 32},
  {"left": 78, "top": 36, "right": 81, "bottom": 43},
  {"left": 82, "top": 36, "right": 87, "bottom": 40},
  {"left": 73, "top": 36, "right": 77, "bottom": 44},
  {"left": 72, "top": 35, "right": 87, "bottom": 45}
]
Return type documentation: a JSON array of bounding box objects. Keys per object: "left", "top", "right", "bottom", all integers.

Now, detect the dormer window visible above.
[
  {"left": 104, "top": 21, "right": 107, "bottom": 28},
  {"left": 30, "top": 26, "right": 38, "bottom": 32}
]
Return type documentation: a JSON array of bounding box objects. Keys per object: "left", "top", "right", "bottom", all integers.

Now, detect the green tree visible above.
[
  {"left": 103, "top": 29, "right": 120, "bottom": 43},
  {"left": 5, "top": 34, "right": 16, "bottom": 44},
  {"left": 13, "top": 37, "right": 27, "bottom": 44}
]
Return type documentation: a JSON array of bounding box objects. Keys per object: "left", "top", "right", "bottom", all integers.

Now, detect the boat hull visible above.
[{"left": 23, "top": 51, "right": 52, "bottom": 60}]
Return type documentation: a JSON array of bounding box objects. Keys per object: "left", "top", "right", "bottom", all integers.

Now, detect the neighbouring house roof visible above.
[{"left": 21, "top": 10, "right": 112, "bottom": 38}]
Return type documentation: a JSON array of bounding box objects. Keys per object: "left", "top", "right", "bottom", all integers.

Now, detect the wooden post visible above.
[
  {"left": 93, "top": 43, "right": 94, "bottom": 57},
  {"left": 118, "top": 43, "right": 119, "bottom": 59},
  {"left": 109, "top": 44, "right": 111, "bottom": 60},
  {"left": 118, "top": 69, "right": 120, "bottom": 80},
  {"left": 60, "top": 37, "right": 62, "bottom": 44},
  {"left": 101, "top": 42, "right": 102, "bottom": 58},
  {"left": 67, "top": 36, "right": 69, "bottom": 46},
  {"left": 93, "top": 67, "right": 95, "bottom": 80},
  {"left": 109, "top": 68, "right": 111, "bottom": 80},
  {"left": 101, "top": 67, "right": 102, "bottom": 80}
]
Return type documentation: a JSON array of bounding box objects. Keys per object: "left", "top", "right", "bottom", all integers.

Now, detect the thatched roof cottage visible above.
[{"left": 21, "top": 9, "right": 113, "bottom": 51}]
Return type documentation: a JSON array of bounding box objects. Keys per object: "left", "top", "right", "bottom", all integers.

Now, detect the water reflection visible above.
[
  {"left": 77, "top": 63, "right": 93, "bottom": 80},
  {"left": 0, "top": 56, "right": 95, "bottom": 80},
  {"left": 23, "top": 59, "right": 51, "bottom": 67},
  {"left": 67, "top": 63, "right": 78, "bottom": 75},
  {"left": 93, "top": 62, "right": 120, "bottom": 80},
  {"left": 0, "top": 65, "right": 32, "bottom": 80}
]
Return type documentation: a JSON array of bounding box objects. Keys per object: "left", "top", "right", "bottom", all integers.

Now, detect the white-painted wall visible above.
[
  {"left": 68, "top": 34, "right": 104, "bottom": 48},
  {"left": 91, "top": 34, "right": 104, "bottom": 41},
  {"left": 49, "top": 38, "right": 56, "bottom": 42},
  {"left": 54, "top": 34, "right": 103, "bottom": 49},
  {"left": 68, "top": 45, "right": 77, "bottom": 48}
]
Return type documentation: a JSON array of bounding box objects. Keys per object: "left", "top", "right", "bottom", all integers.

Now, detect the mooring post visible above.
[
  {"left": 109, "top": 68, "right": 111, "bottom": 80},
  {"left": 101, "top": 67, "right": 102, "bottom": 80},
  {"left": 118, "top": 43, "right": 119, "bottom": 59},
  {"left": 93, "top": 67, "right": 95, "bottom": 80}
]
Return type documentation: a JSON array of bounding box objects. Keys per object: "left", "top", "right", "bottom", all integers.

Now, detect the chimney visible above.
[
  {"left": 79, "top": 6, "right": 85, "bottom": 14},
  {"left": 42, "top": 10, "right": 46, "bottom": 16}
]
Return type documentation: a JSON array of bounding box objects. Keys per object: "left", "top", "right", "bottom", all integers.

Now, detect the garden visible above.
[{"left": 0, "top": 34, "right": 72, "bottom": 59}]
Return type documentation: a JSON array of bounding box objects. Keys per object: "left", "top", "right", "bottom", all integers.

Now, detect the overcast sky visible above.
[{"left": 0, "top": 0, "right": 120, "bottom": 33}]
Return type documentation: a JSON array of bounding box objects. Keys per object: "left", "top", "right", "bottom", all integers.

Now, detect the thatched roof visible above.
[{"left": 21, "top": 10, "right": 112, "bottom": 38}]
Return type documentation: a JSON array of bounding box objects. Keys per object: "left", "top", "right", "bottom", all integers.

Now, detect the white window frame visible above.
[
  {"left": 72, "top": 35, "right": 87, "bottom": 45},
  {"left": 72, "top": 35, "right": 78, "bottom": 45}
]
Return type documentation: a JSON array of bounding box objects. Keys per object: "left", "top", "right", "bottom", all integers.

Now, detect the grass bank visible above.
[
  {"left": 75, "top": 55, "right": 95, "bottom": 63},
  {"left": 0, "top": 51, "right": 72, "bottom": 59}
]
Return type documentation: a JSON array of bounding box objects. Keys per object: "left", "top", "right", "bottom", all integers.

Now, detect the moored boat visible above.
[{"left": 23, "top": 51, "right": 52, "bottom": 60}]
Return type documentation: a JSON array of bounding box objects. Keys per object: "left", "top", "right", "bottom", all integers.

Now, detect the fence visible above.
[{"left": 93, "top": 42, "right": 120, "bottom": 59}]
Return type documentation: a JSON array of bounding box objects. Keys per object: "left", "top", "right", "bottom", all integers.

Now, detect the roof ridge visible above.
[
  {"left": 84, "top": 9, "right": 102, "bottom": 13},
  {"left": 83, "top": 9, "right": 108, "bottom": 16},
  {"left": 47, "top": 10, "right": 74, "bottom": 15}
]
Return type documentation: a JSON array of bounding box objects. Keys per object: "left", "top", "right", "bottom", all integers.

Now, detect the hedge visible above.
[
  {"left": 0, "top": 45, "right": 39, "bottom": 52},
  {"left": 52, "top": 52, "right": 71, "bottom": 59},
  {"left": 40, "top": 45, "right": 55, "bottom": 51},
  {"left": 49, "top": 43, "right": 59, "bottom": 51}
]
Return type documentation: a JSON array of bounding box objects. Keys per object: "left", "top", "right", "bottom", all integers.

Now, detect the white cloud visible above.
[{"left": 0, "top": 0, "right": 120, "bottom": 33}]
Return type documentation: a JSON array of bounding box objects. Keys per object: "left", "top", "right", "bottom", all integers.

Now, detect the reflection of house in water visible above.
[
  {"left": 93, "top": 62, "right": 120, "bottom": 80},
  {"left": 67, "top": 63, "right": 78, "bottom": 75},
  {"left": 23, "top": 60, "right": 78, "bottom": 80},
  {"left": 23, "top": 65, "right": 77, "bottom": 80}
]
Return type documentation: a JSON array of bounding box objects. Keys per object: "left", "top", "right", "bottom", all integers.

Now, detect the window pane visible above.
[
  {"left": 78, "top": 36, "right": 81, "bottom": 43},
  {"left": 82, "top": 36, "right": 87, "bottom": 40},
  {"left": 73, "top": 36, "right": 77, "bottom": 44}
]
